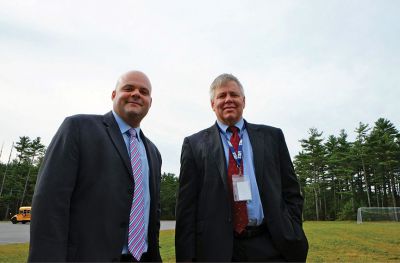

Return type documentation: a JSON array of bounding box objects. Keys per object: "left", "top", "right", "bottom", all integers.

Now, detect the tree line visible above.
[
  {"left": 1, "top": 117, "right": 398, "bottom": 221},
  {"left": 0, "top": 136, "right": 45, "bottom": 220},
  {"left": 294, "top": 118, "right": 400, "bottom": 221}
]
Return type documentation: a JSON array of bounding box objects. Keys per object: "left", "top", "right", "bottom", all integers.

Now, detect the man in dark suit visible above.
[
  {"left": 175, "top": 73, "right": 308, "bottom": 262},
  {"left": 29, "top": 70, "right": 162, "bottom": 262}
]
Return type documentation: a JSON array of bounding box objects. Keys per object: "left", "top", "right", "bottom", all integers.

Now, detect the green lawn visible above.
[
  {"left": 304, "top": 221, "right": 400, "bottom": 262},
  {"left": 1, "top": 222, "right": 399, "bottom": 262}
]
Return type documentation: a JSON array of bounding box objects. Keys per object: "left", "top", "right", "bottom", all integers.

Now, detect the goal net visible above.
[{"left": 357, "top": 207, "right": 400, "bottom": 224}]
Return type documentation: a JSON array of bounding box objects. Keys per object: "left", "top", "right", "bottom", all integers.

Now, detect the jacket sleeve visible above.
[
  {"left": 175, "top": 137, "right": 199, "bottom": 261},
  {"left": 278, "top": 129, "right": 304, "bottom": 223},
  {"left": 28, "top": 117, "right": 79, "bottom": 262},
  {"left": 154, "top": 147, "right": 163, "bottom": 262}
]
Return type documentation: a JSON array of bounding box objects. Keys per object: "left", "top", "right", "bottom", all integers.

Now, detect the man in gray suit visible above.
[
  {"left": 175, "top": 73, "right": 308, "bottom": 262},
  {"left": 29, "top": 70, "right": 162, "bottom": 262}
]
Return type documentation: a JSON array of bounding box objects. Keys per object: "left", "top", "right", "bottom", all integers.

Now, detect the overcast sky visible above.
[{"left": 1, "top": 0, "right": 399, "bottom": 175}]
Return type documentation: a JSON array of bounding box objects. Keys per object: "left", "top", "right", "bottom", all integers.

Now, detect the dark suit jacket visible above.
[
  {"left": 28, "top": 112, "right": 162, "bottom": 262},
  {"left": 175, "top": 121, "right": 308, "bottom": 262}
]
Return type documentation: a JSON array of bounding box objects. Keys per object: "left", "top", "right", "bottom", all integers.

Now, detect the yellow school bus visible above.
[{"left": 10, "top": 206, "right": 31, "bottom": 224}]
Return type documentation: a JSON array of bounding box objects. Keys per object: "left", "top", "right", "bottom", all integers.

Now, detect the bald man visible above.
[{"left": 29, "top": 71, "right": 162, "bottom": 262}]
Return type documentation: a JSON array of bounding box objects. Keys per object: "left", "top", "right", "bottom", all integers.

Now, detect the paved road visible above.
[
  {"left": 0, "top": 221, "right": 175, "bottom": 244},
  {"left": 0, "top": 222, "right": 30, "bottom": 244},
  {"left": 160, "top": 220, "right": 176, "bottom": 231}
]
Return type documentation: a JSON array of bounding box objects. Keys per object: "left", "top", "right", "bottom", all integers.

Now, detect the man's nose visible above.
[
  {"left": 129, "top": 89, "right": 140, "bottom": 97},
  {"left": 224, "top": 94, "right": 233, "bottom": 102}
]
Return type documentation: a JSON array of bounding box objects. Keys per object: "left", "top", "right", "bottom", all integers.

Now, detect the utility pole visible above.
[
  {"left": 3, "top": 188, "right": 13, "bottom": 220},
  {"left": 20, "top": 151, "right": 36, "bottom": 207},
  {"left": 0, "top": 142, "right": 4, "bottom": 160},
  {"left": 0, "top": 142, "right": 14, "bottom": 197}
]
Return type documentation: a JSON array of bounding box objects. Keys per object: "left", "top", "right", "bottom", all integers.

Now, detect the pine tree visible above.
[
  {"left": 368, "top": 118, "right": 399, "bottom": 207},
  {"left": 20, "top": 137, "right": 46, "bottom": 207},
  {"left": 297, "top": 128, "right": 326, "bottom": 220},
  {"left": 353, "top": 122, "right": 372, "bottom": 207}
]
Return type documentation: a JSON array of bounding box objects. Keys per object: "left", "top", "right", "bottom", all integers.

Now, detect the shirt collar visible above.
[
  {"left": 112, "top": 110, "right": 142, "bottom": 141},
  {"left": 216, "top": 118, "right": 245, "bottom": 133}
]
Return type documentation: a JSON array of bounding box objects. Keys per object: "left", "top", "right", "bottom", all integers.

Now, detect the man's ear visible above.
[
  {"left": 111, "top": 90, "right": 116, "bottom": 101},
  {"left": 243, "top": 96, "right": 245, "bottom": 108}
]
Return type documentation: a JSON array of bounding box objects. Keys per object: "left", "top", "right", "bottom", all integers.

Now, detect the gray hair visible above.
[{"left": 209, "top": 73, "right": 244, "bottom": 100}]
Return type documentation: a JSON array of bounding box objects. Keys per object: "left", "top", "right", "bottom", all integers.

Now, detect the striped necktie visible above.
[{"left": 128, "top": 128, "right": 145, "bottom": 261}]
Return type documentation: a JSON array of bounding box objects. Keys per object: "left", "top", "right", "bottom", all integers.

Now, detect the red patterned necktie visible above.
[
  {"left": 227, "top": 126, "right": 249, "bottom": 234},
  {"left": 128, "top": 128, "right": 145, "bottom": 261}
]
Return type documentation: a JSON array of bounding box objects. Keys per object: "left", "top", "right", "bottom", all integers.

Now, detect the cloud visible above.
[{"left": 0, "top": 0, "right": 399, "bottom": 175}]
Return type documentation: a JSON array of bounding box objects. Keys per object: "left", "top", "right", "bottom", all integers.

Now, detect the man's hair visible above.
[
  {"left": 114, "top": 70, "right": 152, "bottom": 92},
  {"left": 209, "top": 73, "right": 244, "bottom": 100}
]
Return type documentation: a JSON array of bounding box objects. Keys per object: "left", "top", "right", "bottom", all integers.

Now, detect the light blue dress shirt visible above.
[
  {"left": 217, "top": 118, "right": 264, "bottom": 226},
  {"left": 112, "top": 111, "right": 150, "bottom": 254}
]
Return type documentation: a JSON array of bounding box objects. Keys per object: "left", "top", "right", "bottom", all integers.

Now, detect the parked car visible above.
[{"left": 10, "top": 206, "right": 31, "bottom": 224}]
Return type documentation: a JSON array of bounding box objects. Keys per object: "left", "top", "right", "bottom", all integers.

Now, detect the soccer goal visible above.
[{"left": 357, "top": 207, "right": 400, "bottom": 224}]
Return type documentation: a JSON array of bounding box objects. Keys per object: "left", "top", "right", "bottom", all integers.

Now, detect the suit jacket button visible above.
[
  {"left": 228, "top": 218, "right": 232, "bottom": 223},
  {"left": 120, "top": 222, "right": 127, "bottom": 228}
]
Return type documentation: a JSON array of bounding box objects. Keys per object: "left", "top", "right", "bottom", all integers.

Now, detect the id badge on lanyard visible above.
[
  {"left": 232, "top": 173, "right": 252, "bottom": 201},
  {"left": 220, "top": 126, "right": 252, "bottom": 202}
]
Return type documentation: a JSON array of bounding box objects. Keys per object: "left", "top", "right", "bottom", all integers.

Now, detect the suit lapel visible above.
[
  {"left": 139, "top": 131, "right": 159, "bottom": 246},
  {"left": 103, "top": 111, "right": 132, "bottom": 176},
  {"left": 246, "top": 122, "right": 265, "bottom": 188},
  {"left": 207, "top": 123, "right": 229, "bottom": 193}
]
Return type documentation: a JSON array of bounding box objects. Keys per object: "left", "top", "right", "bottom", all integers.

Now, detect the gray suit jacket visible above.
[
  {"left": 28, "top": 112, "right": 162, "bottom": 262},
  {"left": 175, "top": 121, "right": 308, "bottom": 262}
]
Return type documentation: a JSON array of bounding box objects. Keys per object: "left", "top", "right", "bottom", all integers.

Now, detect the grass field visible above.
[
  {"left": 303, "top": 221, "right": 400, "bottom": 262},
  {"left": 0, "top": 222, "right": 399, "bottom": 262}
]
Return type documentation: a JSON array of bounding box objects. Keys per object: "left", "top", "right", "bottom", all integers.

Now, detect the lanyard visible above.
[{"left": 218, "top": 125, "right": 245, "bottom": 169}]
